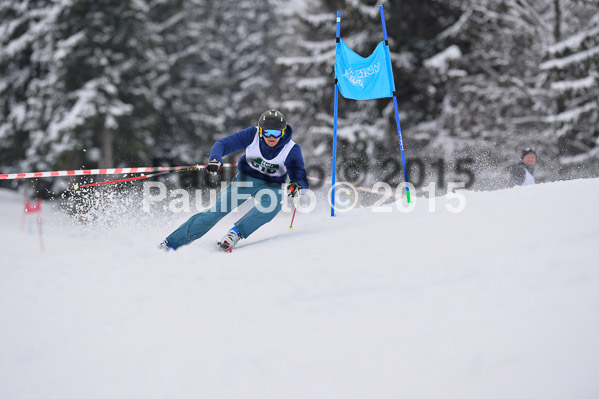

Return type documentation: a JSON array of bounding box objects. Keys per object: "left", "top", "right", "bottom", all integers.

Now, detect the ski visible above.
[{"left": 217, "top": 241, "right": 233, "bottom": 253}]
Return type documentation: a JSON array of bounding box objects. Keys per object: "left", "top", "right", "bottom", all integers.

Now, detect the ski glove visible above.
[
  {"left": 206, "top": 159, "right": 222, "bottom": 176},
  {"left": 287, "top": 182, "right": 301, "bottom": 198}
]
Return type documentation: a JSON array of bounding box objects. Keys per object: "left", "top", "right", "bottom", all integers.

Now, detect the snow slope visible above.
[{"left": 1, "top": 179, "right": 598, "bottom": 399}]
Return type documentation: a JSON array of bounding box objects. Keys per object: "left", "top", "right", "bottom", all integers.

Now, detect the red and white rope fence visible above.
[
  {"left": 0, "top": 164, "right": 238, "bottom": 181},
  {"left": 2, "top": 164, "right": 399, "bottom": 198}
]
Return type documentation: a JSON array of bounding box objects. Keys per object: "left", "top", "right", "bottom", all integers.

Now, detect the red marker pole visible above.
[
  {"left": 37, "top": 213, "right": 44, "bottom": 252},
  {"left": 23, "top": 197, "right": 44, "bottom": 251}
]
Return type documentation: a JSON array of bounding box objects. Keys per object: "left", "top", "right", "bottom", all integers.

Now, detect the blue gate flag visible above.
[{"left": 335, "top": 38, "right": 395, "bottom": 100}]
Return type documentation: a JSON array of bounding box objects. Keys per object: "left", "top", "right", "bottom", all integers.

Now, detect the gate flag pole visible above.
[
  {"left": 331, "top": 11, "right": 341, "bottom": 217},
  {"left": 331, "top": 6, "right": 410, "bottom": 216},
  {"left": 380, "top": 5, "right": 411, "bottom": 203}
]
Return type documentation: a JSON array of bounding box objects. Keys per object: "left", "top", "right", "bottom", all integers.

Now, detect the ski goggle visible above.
[{"left": 262, "top": 129, "right": 284, "bottom": 138}]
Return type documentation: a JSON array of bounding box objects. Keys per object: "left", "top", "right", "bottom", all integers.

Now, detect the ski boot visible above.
[
  {"left": 158, "top": 239, "right": 174, "bottom": 252},
  {"left": 218, "top": 227, "right": 242, "bottom": 252}
]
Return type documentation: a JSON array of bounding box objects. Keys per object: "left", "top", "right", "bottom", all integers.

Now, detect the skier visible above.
[
  {"left": 508, "top": 147, "right": 536, "bottom": 186},
  {"left": 160, "top": 109, "right": 308, "bottom": 252}
]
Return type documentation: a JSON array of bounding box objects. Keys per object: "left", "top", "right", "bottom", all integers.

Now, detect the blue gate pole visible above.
[
  {"left": 380, "top": 6, "right": 411, "bottom": 203},
  {"left": 331, "top": 11, "right": 341, "bottom": 217}
]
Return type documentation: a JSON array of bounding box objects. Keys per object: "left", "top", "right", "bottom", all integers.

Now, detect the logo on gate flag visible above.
[
  {"left": 335, "top": 38, "right": 395, "bottom": 100},
  {"left": 342, "top": 63, "right": 381, "bottom": 88}
]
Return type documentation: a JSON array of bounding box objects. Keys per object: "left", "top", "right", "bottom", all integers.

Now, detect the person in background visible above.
[{"left": 509, "top": 147, "right": 536, "bottom": 186}]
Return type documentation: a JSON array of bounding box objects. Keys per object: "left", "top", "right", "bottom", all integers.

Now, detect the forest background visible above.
[{"left": 1, "top": 0, "right": 598, "bottom": 194}]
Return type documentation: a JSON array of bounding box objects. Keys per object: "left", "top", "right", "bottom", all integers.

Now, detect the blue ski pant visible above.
[{"left": 166, "top": 173, "right": 284, "bottom": 249}]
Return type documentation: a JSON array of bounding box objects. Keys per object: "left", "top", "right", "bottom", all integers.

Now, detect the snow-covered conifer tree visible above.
[
  {"left": 540, "top": 8, "right": 599, "bottom": 177},
  {"left": 1, "top": 0, "right": 166, "bottom": 171}
]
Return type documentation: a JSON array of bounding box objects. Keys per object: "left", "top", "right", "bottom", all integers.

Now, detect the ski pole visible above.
[
  {"left": 1, "top": 163, "right": 237, "bottom": 181},
  {"left": 289, "top": 206, "right": 297, "bottom": 230},
  {"left": 71, "top": 163, "right": 235, "bottom": 190},
  {"left": 73, "top": 168, "right": 190, "bottom": 189}
]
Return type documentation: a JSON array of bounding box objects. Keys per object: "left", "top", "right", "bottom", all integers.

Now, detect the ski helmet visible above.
[
  {"left": 521, "top": 147, "right": 536, "bottom": 159},
  {"left": 258, "top": 109, "right": 287, "bottom": 138}
]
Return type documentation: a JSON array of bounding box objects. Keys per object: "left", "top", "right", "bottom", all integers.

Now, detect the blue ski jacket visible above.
[{"left": 209, "top": 125, "right": 309, "bottom": 189}]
